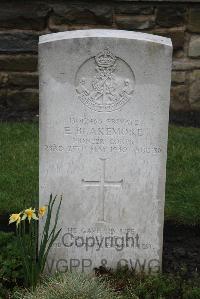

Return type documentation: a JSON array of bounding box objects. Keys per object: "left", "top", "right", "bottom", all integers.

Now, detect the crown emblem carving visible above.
[
  {"left": 75, "top": 48, "right": 135, "bottom": 112},
  {"left": 95, "top": 48, "right": 116, "bottom": 68}
]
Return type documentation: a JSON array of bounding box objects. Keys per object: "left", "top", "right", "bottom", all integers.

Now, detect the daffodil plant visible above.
[{"left": 9, "top": 194, "right": 62, "bottom": 290}]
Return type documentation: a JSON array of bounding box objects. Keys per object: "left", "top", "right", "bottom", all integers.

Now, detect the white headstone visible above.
[{"left": 39, "top": 29, "right": 172, "bottom": 274}]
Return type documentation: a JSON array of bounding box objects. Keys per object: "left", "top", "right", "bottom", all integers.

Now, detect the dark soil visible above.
[
  {"left": 0, "top": 213, "right": 15, "bottom": 232},
  {"left": 163, "top": 221, "right": 200, "bottom": 276}
]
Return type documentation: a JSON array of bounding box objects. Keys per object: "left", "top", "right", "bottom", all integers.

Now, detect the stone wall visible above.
[{"left": 0, "top": 0, "right": 200, "bottom": 121}]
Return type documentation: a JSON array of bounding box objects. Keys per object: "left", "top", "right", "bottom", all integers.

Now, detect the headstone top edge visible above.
[{"left": 39, "top": 29, "right": 172, "bottom": 47}]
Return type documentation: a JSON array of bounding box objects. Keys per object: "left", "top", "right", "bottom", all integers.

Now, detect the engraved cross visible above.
[{"left": 82, "top": 158, "right": 123, "bottom": 222}]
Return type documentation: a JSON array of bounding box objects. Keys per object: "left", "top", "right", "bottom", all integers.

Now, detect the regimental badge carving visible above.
[{"left": 75, "top": 48, "right": 135, "bottom": 112}]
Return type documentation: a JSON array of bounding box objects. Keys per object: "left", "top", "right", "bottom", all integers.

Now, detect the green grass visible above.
[
  {"left": 0, "top": 123, "right": 200, "bottom": 225},
  {"left": 0, "top": 123, "right": 38, "bottom": 213},
  {"left": 166, "top": 125, "right": 200, "bottom": 225}
]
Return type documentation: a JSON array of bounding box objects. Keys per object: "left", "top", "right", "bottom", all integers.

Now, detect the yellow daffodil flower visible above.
[
  {"left": 9, "top": 213, "right": 21, "bottom": 227},
  {"left": 38, "top": 206, "right": 47, "bottom": 217},
  {"left": 22, "top": 208, "right": 38, "bottom": 223}
]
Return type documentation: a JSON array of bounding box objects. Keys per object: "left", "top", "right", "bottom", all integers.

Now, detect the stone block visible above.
[
  {"left": 0, "top": 33, "right": 38, "bottom": 53},
  {"left": 188, "top": 35, "right": 200, "bottom": 58},
  {"left": 0, "top": 55, "right": 38, "bottom": 71},
  {"left": 8, "top": 72, "right": 38, "bottom": 88},
  {"left": 170, "top": 85, "right": 189, "bottom": 111},
  {"left": 50, "top": 2, "right": 112, "bottom": 26},
  {"left": 156, "top": 5, "right": 186, "bottom": 27},
  {"left": 115, "top": 15, "right": 155, "bottom": 30},
  {"left": 0, "top": 1, "right": 50, "bottom": 30},
  {"left": 189, "top": 70, "right": 200, "bottom": 111},
  {"left": 173, "top": 50, "right": 184, "bottom": 59},
  {"left": 172, "top": 59, "right": 200, "bottom": 71},
  {"left": 187, "top": 7, "right": 200, "bottom": 33},
  {"left": 115, "top": 4, "right": 154, "bottom": 15},
  {"left": 0, "top": 89, "right": 7, "bottom": 106},
  {"left": 0, "top": 73, "right": 8, "bottom": 87},
  {"left": 7, "top": 89, "right": 39, "bottom": 111},
  {"left": 171, "top": 71, "right": 186, "bottom": 84},
  {"left": 153, "top": 28, "right": 185, "bottom": 50}
]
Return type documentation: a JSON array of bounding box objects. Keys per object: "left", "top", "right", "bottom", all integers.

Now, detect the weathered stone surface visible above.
[
  {"left": 115, "top": 15, "right": 155, "bottom": 30},
  {"left": 0, "top": 1, "right": 197, "bottom": 116},
  {"left": 0, "top": 55, "right": 38, "bottom": 71},
  {"left": 153, "top": 27, "right": 184, "bottom": 50},
  {"left": 173, "top": 50, "right": 184, "bottom": 59},
  {"left": 48, "top": 23, "right": 93, "bottom": 32},
  {"left": 39, "top": 29, "right": 172, "bottom": 273},
  {"left": 172, "top": 59, "right": 200, "bottom": 70},
  {"left": 188, "top": 35, "right": 200, "bottom": 58},
  {"left": 115, "top": 4, "right": 154, "bottom": 14},
  {"left": 0, "top": 73, "right": 8, "bottom": 87},
  {"left": 0, "top": 33, "right": 38, "bottom": 53},
  {"left": 0, "top": 89, "right": 7, "bottom": 106},
  {"left": 7, "top": 89, "right": 39, "bottom": 111},
  {"left": 0, "top": 1, "right": 50, "bottom": 30},
  {"left": 171, "top": 71, "right": 186, "bottom": 84},
  {"left": 170, "top": 85, "right": 189, "bottom": 111},
  {"left": 156, "top": 6, "right": 186, "bottom": 27},
  {"left": 50, "top": 3, "right": 112, "bottom": 26},
  {"left": 189, "top": 70, "right": 200, "bottom": 110},
  {"left": 8, "top": 72, "right": 38, "bottom": 88},
  {"left": 187, "top": 7, "right": 200, "bottom": 33},
  {"left": 0, "top": 71, "right": 38, "bottom": 88}
]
